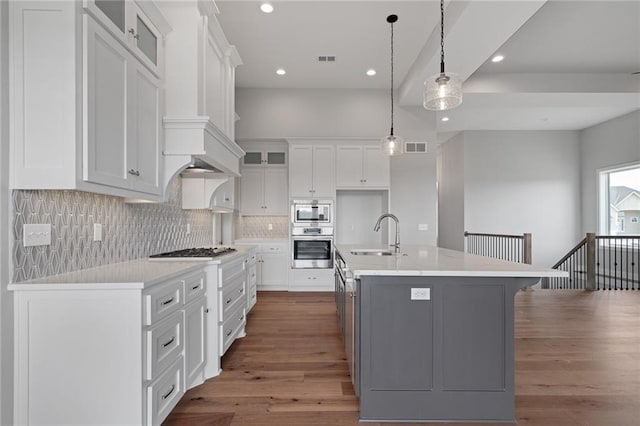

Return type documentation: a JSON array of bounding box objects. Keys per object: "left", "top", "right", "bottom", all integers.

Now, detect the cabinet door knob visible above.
[
  {"left": 128, "top": 169, "right": 140, "bottom": 176},
  {"left": 128, "top": 28, "right": 139, "bottom": 39}
]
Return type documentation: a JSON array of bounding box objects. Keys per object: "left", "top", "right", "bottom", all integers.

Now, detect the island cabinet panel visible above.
[
  {"left": 442, "top": 284, "right": 505, "bottom": 391},
  {"left": 365, "top": 283, "right": 433, "bottom": 390},
  {"left": 357, "top": 276, "right": 534, "bottom": 423}
]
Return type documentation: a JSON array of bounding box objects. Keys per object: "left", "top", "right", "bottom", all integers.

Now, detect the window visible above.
[{"left": 599, "top": 164, "right": 640, "bottom": 235}]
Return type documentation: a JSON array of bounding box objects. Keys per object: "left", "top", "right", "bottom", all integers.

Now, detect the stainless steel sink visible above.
[{"left": 350, "top": 249, "right": 394, "bottom": 256}]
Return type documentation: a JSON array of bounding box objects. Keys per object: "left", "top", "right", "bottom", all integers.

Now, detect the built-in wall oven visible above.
[{"left": 291, "top": 227, "right": 334, "bottom": 268}]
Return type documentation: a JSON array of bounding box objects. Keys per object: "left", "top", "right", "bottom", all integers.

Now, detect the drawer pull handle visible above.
[
  {"left": 226, "top": 329, "right": 233, "bottom": 337},
  {"left": 161, "top": 297, "right": 174, "bottom": 306},
  {"left": 226, "top": 298, "right": 232, "bottom": 305},
  {"left": 191, "top": 284, "right": 200, "bottom": 290},
  {"left": 162, "top": 384, "right": 175, "bottom": 400},
  {"left": 162, "top": 336, "right": 175, "bottom": 348}
]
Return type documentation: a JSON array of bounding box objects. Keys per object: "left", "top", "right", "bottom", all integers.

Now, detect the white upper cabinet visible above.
[
  {"left": 238, "top": 141, "right": 288, "bottom": 215},
  {"left": 336, "top": 144, "right": 390, "bottom": 188},
  {"left": 9, "top": 1, "right": 170, "bottom": 200},
  {"left": 160, "top": 1, "right": 244, "bottom": 186},
  {"left": 289, "top": 144, "right": 335, "bottom": 199},
  {"left": 84, "top": 16, "right": 162, "bottom": 195},
  {"left": 84, "top": 0, "right": 164, "bottom": 77}
]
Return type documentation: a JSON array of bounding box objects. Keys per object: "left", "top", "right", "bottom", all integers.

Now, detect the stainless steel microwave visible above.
[{"left": 291, "top": 200, "right": 333, "bottom": 226}]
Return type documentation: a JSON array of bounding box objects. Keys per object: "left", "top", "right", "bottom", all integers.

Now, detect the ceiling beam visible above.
[{"left": 399, "top": 0, "right": 548, "bottom": 107}]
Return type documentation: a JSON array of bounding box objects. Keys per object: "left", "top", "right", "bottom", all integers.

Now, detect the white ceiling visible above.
[{"left": 216, "top": 0, "right": 640, "bottom": 133}]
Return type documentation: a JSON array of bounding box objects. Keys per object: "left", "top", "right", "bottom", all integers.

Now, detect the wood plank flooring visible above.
[{"left": 164, "top": 290, "right": 640, "bottom": 426}]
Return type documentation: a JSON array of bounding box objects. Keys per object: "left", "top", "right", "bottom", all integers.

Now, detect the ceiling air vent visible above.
[
  {"left": 405, "top": 142, "right": 428, "bottom": 154},
  {"left": 318, "top": 56, "right": 336, "bottom": 62}
]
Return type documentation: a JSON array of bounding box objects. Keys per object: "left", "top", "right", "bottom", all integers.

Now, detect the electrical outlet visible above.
[
  {"left": 93, "top": 223, "right": 102, "bottom": 242},
  {"left": 186, "top": 224, "right": 191, "bottom": 235},
  {"left": 411, "top": 288, "right": 431, "bottom": 300},
  {"left": 418, "top": 223, "right": 429, "bottom": 231},
  {"left": 23, "top": 224, "right": 51, "bottom": 247},
  {"left": 268, "top": 223, "right": 273, "bottom": 231}
]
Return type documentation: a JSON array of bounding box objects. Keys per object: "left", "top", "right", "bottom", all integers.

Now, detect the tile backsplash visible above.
[
  {"left": 11, "top": 180, "right": 214, "bottom": 282},
  {"left": 234, "top": 215, "right": 288, "bottom": 239}
]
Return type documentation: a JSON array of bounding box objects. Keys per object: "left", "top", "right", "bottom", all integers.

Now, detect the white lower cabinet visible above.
[
  {"left": 10, "top": 265, "right": 207, "bottom": 426},
  {"left": 244, "top": 248, "right": 258, "bottom": 312},
  {"left": 289, "top": 268, "right": 335, "bottom": 291},
  {"left": 256, "top": 243, "right": 289, "bottom": 291}
]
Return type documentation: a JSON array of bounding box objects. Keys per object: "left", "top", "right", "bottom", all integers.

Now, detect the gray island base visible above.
[
  {"left": 359, "top": 275, "right": 536, "bottom": 423},
  {"left": 334, "top": 245, "right": 566, "bottom": 423}
]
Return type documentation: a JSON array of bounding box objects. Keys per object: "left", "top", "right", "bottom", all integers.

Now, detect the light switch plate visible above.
[
  {"left": 23, "top": 224, "right": 51, "bottom": 247},
  {"left": 418, "top": 223, "right": 429, "bottom": 231},
  {"left": 411, "top": 288, "right": 431, "bottom": 300}
]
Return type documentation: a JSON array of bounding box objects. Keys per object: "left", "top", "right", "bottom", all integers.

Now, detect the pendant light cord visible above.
[
  {"left": 390, "top": 18, "right": 395, "bottom": 136},
  {"left": 440, "top": 0, "right": 445, "bottom": 74}
]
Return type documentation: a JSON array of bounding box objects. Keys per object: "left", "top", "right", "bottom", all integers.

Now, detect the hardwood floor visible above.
[{"left": 164, "top": 290, "right": 640, "bottom": 426}]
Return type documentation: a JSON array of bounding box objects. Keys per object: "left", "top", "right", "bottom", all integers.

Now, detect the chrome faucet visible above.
[{"left": 373, "top": 213, "right": 400, "bottom": 252}]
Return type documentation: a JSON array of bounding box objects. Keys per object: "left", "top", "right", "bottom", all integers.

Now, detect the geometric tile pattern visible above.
[
  {"left": 11, "top": 179, "right": 214, "bottom": 282},
  {"left": 234, "top": 215, "right": 288, "bottom": 240}
]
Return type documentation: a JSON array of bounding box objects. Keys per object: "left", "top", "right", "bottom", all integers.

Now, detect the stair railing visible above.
[
  {"left": 543, "top": 233, "right": 639, "bottom": 290},
  {"left": 464, "top": 231, "right": 532, "bottom": 264}
]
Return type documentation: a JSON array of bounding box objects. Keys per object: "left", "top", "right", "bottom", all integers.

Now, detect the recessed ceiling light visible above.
[
  {"left": 441, "top": 116, "right": 450, "bottom": 122},
  {"left": 491, "top": 54, "right": 505, "bottom": 63},
  {"left": 276, "top": 68, "right": 286, "bottom": 76},
  {"left": 366, "top": 69, "right": 376, "bottom": 76},
  {"left": 260, "top": 2, "right": 274, "bottom": 13}
]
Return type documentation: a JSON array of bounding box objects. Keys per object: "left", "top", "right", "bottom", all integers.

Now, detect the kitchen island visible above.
[{"left": 334, "top": 244, "right": 567, "bottom": 423}]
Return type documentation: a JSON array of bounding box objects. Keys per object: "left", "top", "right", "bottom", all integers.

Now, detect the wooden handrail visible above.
[
  {"left": 550, "top": 237, "right": 587, "bottom": 269},
  {"left": 546, "top": 233, "right": 638, "bottom": 290},
  {"left": 464, "top": 231, "right": 526, "bottom": 239},
  {"left": 464, "top": 231, "right": 532, "bottom": 265}
]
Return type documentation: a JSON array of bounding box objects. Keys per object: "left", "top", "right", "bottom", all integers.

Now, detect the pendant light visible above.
[
  {"left": 423, "top": 0, "right": 462, "bottom": 111},
  {"left": 382, "top": 14, "right": 403, "bottom": 156}
]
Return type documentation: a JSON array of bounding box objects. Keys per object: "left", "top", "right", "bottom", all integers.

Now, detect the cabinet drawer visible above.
[
  {"left": 219, "top": 304, "right": 246, "bottom": 356},
  {"left": 220, "top": 256, "right": 245, "bottom": 286},
  {"left": 219, "top": 276, "right": 245, "bottom": 322},
  {"left": 146, "top": 356, "right": 184, "bottom": 426},
  {"left": 292, "top": 268, "right": 334, "bottom": 286},
  {"left": 247, "top": 264, "right": 257, "bottom": 287},
  {"left": 143, "top": 279, "right": 183, "bottom": 326},
  {"left": 245, "top": 252, "right": 257, "bottom": 267},
  {"left": 247, "top": 285, "right": 257, "bottom": 312},
  {"left": 145, "top": 311, "right": 183, "bottom": 381},
  {"left": 184, "top": 271, "right": 206, "bottom": 304},
  {"left": 259, "top": 244, "right": 286, "bottom": 253}
]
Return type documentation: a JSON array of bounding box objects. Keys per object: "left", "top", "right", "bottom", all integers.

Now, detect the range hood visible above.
[
  {"left": 181, "top": 169, "right": 231, "bottom": 211},
  {"left": 159, "top": 1, "right": 244, "bottom": 197},
  {"left": 163, "top": 116, "right": 244, "bottom": 193}
]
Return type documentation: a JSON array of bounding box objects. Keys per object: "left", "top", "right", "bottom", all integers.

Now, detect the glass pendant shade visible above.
[
  {"left": 423, "top": 72, "right": 463, "bottom": 111},
  {"left": 382, "top": 134, "right": 404, "bottom": 156}
]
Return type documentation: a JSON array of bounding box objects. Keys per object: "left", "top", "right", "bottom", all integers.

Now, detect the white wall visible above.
[
  {"left": 236, "top": 88, "right": 438, "bottom": 246},
  {"left": 580, "top": 110, "right": 640, "bottom": 234},
  {"left": 463, "top": 131, "right": 582, "bottom": 267},
  {"left": 437, "top": 133, "right": 465, "bottom": 251},
  {"left": 0, "top": 1, "right": 13, "bottom": 422},
  {"left": 336, "top": 190, "right": 388, "bottom": 246},
  {"left": 391, "top": 154, "right": 437, "bottom": 245}
]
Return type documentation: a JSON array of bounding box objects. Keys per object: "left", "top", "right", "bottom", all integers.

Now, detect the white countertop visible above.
[
  {"left": 336, "top": 244, "right": 568, "bottom": 279},
  {"left": 8, "top": 245, "right": 258, "bottom": 291}
]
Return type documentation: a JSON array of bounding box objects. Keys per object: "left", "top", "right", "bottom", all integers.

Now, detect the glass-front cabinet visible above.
[
  {"left": 242, "top": 149, "right": 287, "bottom": 167},
  {"left": 84, "top": 0, "right": 162, "bottom": 76}
]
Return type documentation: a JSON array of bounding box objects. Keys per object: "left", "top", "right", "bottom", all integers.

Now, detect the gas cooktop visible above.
[{"left": 149, "top": 247, "right": 236, "bottom": 260}]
